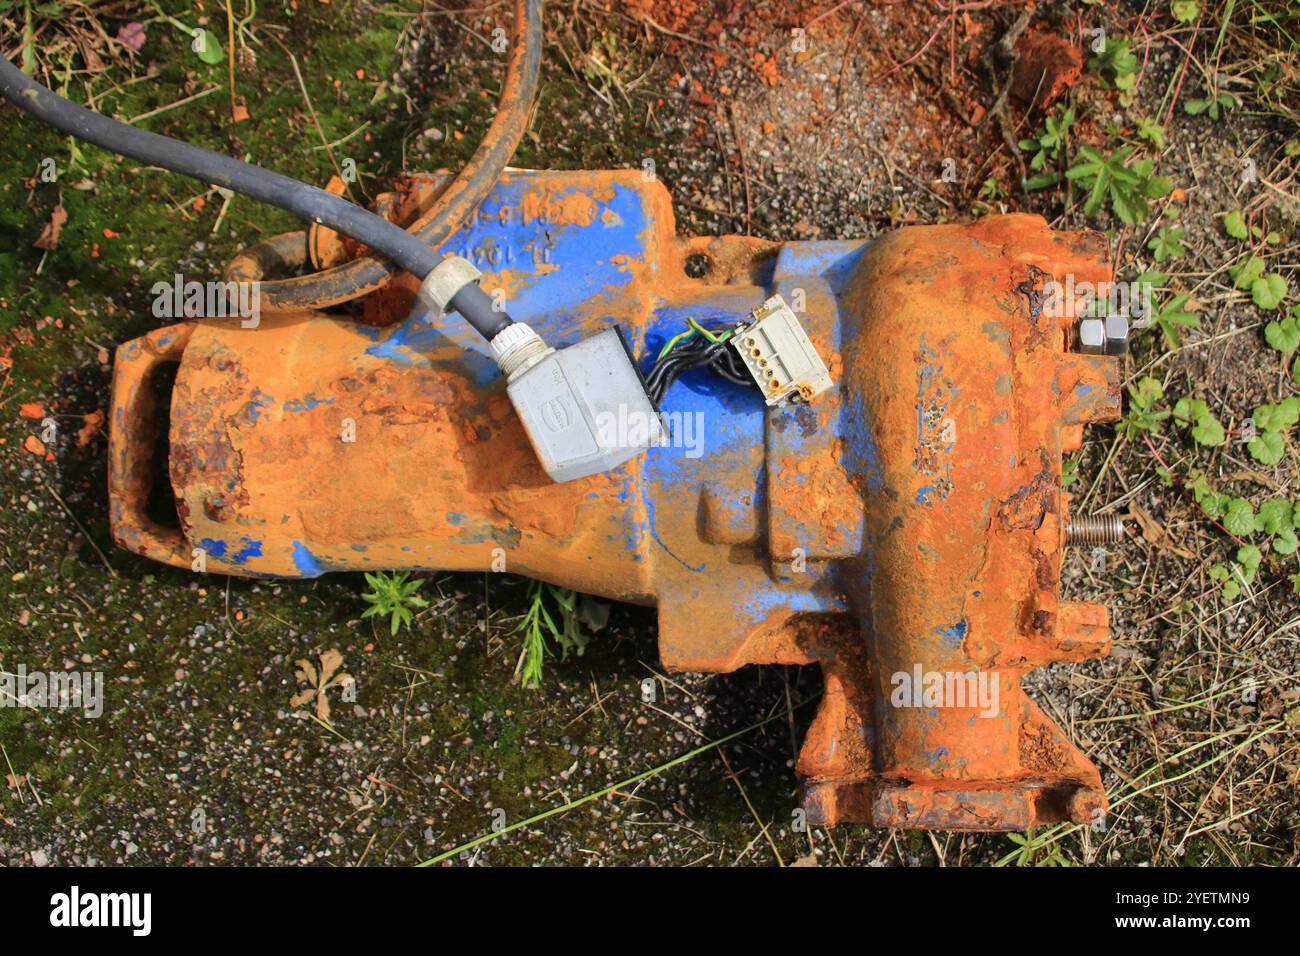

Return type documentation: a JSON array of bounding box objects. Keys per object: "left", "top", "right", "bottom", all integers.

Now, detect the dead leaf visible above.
[
  {"left": 78, "top": 37, "right": 105, "bottom": 73},
  {"left": 318, "top": 648, "right": 342, "bottom": 685},
  {"left": 76, "top": 409, "right": 104, "bottom": 448},
  {"left": 34, "top": 204, "right": 68, "bottom": 252},
  {"left": 23, "top": 435, "right": 45, "bottom": 457},
  {"left": 290, "top": 649, "right": 350, "bottom": 724},
  {"left": 1127, "top": 504, "right": 1195, "bottom": 560},
  {"left": 294, "top": 657, "right": 318, "bottom": 687},
  {"left": 289, "top": 688, "right": 315, "bottom": 709},
  {"left": 1227, "top": 469, "right": 1285, "bottom": 493}
]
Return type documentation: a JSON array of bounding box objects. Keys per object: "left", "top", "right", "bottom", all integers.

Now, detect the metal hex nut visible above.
[
  {"left": 1077, "top": 318, "right": 1105, "bottom": 354},
  {"left": 1103, "top": 314, "right": 1129, "bottom": 356}
]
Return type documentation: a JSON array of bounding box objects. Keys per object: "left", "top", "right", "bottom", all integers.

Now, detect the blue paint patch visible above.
[
  {"left": 231, "top": 537, "right": 263, "bottom": 564},
  {"left": 241, "top": 388, "right": 274, "bottom": 422},
  {"left": 739, "top": 581, "right": 847, "bottom": 625},
  {"left": 199, "top": 537, "right": 227, "bottom": 558},
  {"left": 291, "top": 541, "right": 325, "bottom": 577},
  {"left": 283, "top": 394, "right": 334, "bottom": 413},
  {"left": 771, "top": 240, "right": 867, "bottom": 292},
  {"left": 934, "top": 618, "right": 968, "bottom": 649},
  {"left": 839, "top": 388, "right": 884, "bottom": 494},
  {"left": 911, "top": 335, "right": 956, "bottom": 506}
]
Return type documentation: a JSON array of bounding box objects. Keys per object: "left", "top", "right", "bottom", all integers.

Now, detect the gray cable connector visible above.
[
  {"left": 497, "top": 327, "right": 666, "bottom": 484},
  {"left": 421, "top": 257, "right": 664, "bottom": 484}
]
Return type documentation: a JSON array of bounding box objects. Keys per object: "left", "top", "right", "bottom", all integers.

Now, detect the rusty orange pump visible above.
[{"left": 109, "top": 169, "right": 1121, "bottom": 831}]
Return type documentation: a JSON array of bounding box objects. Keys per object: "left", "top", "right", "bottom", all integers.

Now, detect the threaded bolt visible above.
[{"left": 1066, "top": 514, "right": 1125, "bottom": 546}]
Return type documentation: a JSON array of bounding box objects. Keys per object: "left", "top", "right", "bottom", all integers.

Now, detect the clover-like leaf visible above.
[
  {"left": 1223, "top": 498, "right": 1256, "bottom": 537},
  {"left": 1253, "top": 273, "right": 1288, "bottom": 310},
  {"left": 1222, "top": 210, "right": 1249, "bottom": 240},
  {"left": 1247, "top": 432, "right": 1284, "bottom": 465},
  {"left": 1255, "top": 499, "right": 1294, "bottom": 535},
  {"left": 1191, "top": 413, "right": 1225, "bottom": 446},
  {"left": 1265, "top": 313, "right": 1300, "bottom": 355},
  {"left": 1130, "top": 376, "right": 1164, "bottom": 409},
  {"left": 1202, "top": 491, "right": 1230, "bottom": 518},
  {"left": 1230, "top": 256, "right": 1265, "bottom": 290},
  {"left": 1171, "top": 397, "right": 1228, "bottom": 445},
  {"left": 1254, "top": 398, "right": 1300, "bottom": 433}
]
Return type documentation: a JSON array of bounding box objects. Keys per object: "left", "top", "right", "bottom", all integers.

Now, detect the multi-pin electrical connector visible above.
[{"left": 731, "top": 295, "right": 834, "bottom": 406}]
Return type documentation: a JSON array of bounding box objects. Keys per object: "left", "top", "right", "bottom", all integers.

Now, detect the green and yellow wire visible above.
[{"left": 656, "top": 317, "right": 733, "bottom": 360}]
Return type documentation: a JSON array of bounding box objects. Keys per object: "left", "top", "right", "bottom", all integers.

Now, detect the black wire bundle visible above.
[{"left": 645, "top": 328, "right": 758, "bottom": 405}]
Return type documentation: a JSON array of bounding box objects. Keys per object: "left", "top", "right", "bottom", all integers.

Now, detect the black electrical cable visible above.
[
  {"left": 646, "top": 329, "right": 760, "bottom": 405},
  {"left": 0, "top": 55, "right": 438, "bottom": 276},
  {"left": 0, "top": 54, "right": 519, "bottom": 342},
  {"left": 232, "top": 0, "right": 543, "bottom": 313},
  {"left": 448, "top": 282, "right": 512, "bottom": 340}
]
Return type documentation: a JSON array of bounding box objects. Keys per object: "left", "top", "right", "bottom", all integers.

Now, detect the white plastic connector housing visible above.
[
  {"left": 501, "top": 328, "right": 665, "bottom": 483},
  {"left": 731, "top": 295, "right": 833, "bottom": 405},
  {"left": 416, "top": 256, "right": 482, "bottom": 314}
]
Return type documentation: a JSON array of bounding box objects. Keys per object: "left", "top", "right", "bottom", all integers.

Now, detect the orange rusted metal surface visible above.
[{"left": 109, "top": 167, "right": 1120, "bottom": 831}]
